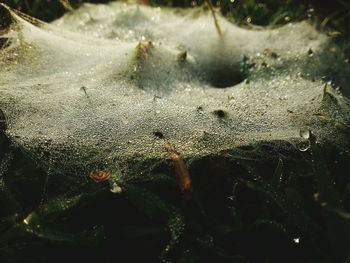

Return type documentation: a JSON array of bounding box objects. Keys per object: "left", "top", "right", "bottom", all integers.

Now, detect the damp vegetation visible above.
[{"left": 1, "top": 1, "right": 350, "bottom": 263}]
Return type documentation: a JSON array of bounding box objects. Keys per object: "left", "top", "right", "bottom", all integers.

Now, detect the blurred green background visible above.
[
  {"left": 2, "top": 0, "right": 349, "bottom": 56},
  {"left": 1, "top": 0, "right": 350, "bottom": 31}
]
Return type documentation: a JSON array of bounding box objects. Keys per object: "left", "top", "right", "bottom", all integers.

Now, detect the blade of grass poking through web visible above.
[
  {"left": 245, "top": 162, "right": 325, "bottom": 256},
  {"left": 124, "top": 184, "right": 171, "bottom": 221},
  {"left": 161, "top": 211, "right": 185, "bottom": 260},
  {"left": 59, "top": 0, "right": 74, "bottom": 11},
  {"left": 124, "top": 185, "right": 185, "bottom": 258},
  {"left": 204, "top": 0, "right": 222, "bottom": 37},
  {"left": 0, "top": 150, "right": 22, "bottom": 217},
  {"left": 309, "top": 130, "right": 350, "bottom": 260},
  {"left": 309, "top": 131, "right": 340, "bottom": 207},
  {"left": 271, "top": 158, "right": 283, "bottom": 192}
]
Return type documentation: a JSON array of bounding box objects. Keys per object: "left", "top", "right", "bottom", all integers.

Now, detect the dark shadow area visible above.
[{"left": 205, "top": 64, "right": 245, "bottom": 88}]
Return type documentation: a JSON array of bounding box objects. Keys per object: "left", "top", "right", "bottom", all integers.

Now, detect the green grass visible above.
[{"left": 0, "top": 131, "right": 350, "bottom": 262}]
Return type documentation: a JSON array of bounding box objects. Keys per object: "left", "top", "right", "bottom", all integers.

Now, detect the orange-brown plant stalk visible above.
[
  {"left": 204, "top": 0, "right": 223, "bottom": 37},
  {"left": 165, "top": 141, "right": 192, "bottom": 193}
]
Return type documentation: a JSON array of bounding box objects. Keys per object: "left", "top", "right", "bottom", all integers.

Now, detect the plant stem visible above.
[{"left": 204, "top": 0, "right": 223, "bottom": 37}]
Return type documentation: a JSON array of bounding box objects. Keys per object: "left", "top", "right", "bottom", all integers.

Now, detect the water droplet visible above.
[
  {"left": 299, "top": 127, "right": 310, "bottom": 139},
  {"left": 110, "top": 182, "right": 122, "bottom": 194},
  {"left": 298, "top": 141, "right": 310, "bottom": 152},
  {"left": 23, "top": 213, "right": 33, "bottom": 225},
  {"left": 298, "top": 128, "right": 311, "bottom": 151},
  {"left": 313, "top": 192, "right": 320, "bottom": 202},
  {"left": 164, "top": 245, "right": 170, "bottom": 252}
]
